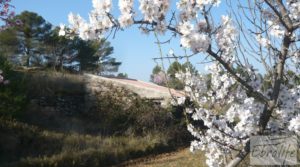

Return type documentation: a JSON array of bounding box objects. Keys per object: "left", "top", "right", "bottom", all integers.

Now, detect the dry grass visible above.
[
  {"left": 0, "top": 118, "right": 172, "bottom": 167},
  {"left": 24, "top": 70, "right": 85, "bottom": 97},
  {"left": 119, "top": 148, "right": 207, "bottom": 167}
]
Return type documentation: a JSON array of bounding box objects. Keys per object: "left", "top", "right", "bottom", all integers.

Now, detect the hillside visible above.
[
  {"left": 84, "top": 74, "right": 184, "bottom": 107},
  {"left": 0, "top": 70, "right": 193, "bottom": 167}
]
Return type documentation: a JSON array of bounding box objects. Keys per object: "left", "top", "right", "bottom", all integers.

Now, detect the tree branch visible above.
[
  {"left": 226, "top": 140, "right": 250, "bottom": 167},
  {"left": 264, "top": 0, "right": 293, "bottom": 31},
  {"left": 207, "top": 47, "right": 269, "bottom": 103},
  {"left": 133, "top": 20, "right": 181, "bottom": 35},
  {"left": 227, "top": 17, "right": 294, "bottom": 167}
]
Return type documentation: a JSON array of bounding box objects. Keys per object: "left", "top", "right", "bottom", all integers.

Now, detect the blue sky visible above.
[{"left": 10, "top": 0, "right": 229, "bottom": 81}]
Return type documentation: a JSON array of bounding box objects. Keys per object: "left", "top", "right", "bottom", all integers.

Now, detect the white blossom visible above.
[
  {"left": 118, "top": 13, "right": 134, "bottom": 27},
  {"left": 139, "top": 0, "right": 169, "bottom": 23},
  {"left": 118, "top": 0, "right": 134, "bottom": 27},
  {"left": 68, "top": 12, "right": 85, "bottom": 31},
  {"left": 288, "top": 115, "right": 300, "bottom": 135},
  {"left": 287, "top": 0, "right": 300, "bottom": 21},
  {"left": 256, "top": 34, "right": 270, "bottom": 47},
  {"left": 179, "top": 22, "right": 211, "bottom": 53},
  {"left": 215, "top": 15, "right": 237, "bottom": 61},
  {"left": 92, "top": 0, "right": 112, "bottom": 13},
  {"left": 178, "top": 21, "right": 194, "bottom": 35},
  {"left": 0, "top": 70, "right": 9, "bottom": 85},
  {"left": 177, "top": 96, "right": 186, "bottom": 105},
  {"left": 267, "top": 20, "right": 285, "bottom": 38},
  {"left": 0, "top": 74, "right": 3, "bottom": 83},
  {"left": 58, "top": 24, "right": 66, "bottom": 36},
  {"left": 196, "top": 0, "right": 221, "bottom": 7}
]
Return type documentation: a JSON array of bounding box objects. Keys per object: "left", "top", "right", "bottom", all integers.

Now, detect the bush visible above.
[
  {"left": 0, "top": 56, "right": 28, "bottom": 118},
  {"left": 85, "top": 83, "right": 191, "bottom": 145}
]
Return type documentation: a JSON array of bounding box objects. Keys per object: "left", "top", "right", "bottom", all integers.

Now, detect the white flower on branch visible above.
[
  {"left": 256, "top": 34, "right": 271, "bottom": 47},
  {"left": 68, "top": 12, "right": 85, "bottom": 31},
  {"left": 267, "top": 20, "right": 285, "bottom": 38},
  {"left": 288, "top": 115, "right": 300, "bottom": 135},
  {"left": 118, "top": 0, "right": 134, "bottom": 27},
  {"left": 196, "top": 0, "right": 221, "bottom": 7},
  {"left": 93, "top": 0, "right": 112, "bottom": 13},
  {"left": 215, "top": 15, "right": 237, "bottom": 62},
  {"left": 58, "top": 24, "right": 66, "bottom": 36},
  {"left": 139, "top": 0, "right": 170, "bottom": 23},
  {"left": 118, "top": 13, "right": 134, "bottom": 27},
  {"left": 287, "top": 0, "right": 300, "bottom": 21}
]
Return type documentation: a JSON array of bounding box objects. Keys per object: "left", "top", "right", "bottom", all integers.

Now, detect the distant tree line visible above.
[
  {"left": 0, "top": 11, "right": 122, "bottom": 75},
  {"left": 150, "top": 61, "right": 197, "bottom": 90}
]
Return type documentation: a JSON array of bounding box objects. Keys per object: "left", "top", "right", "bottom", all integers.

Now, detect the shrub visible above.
[
  {"left": 0, "top": 55, "right": 28, "bottom": 118},
  {"left": 86, "top": 82, "right": 191, "bottom": 145}
]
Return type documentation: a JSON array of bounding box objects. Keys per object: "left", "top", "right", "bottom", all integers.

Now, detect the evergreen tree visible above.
[{"left": 12, "top": 11, "right": 52, "bottom": 66}]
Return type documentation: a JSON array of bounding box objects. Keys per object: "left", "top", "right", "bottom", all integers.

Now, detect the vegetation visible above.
[
  {"left": 0, "top": 69, "right": 191, "bottom": 167},
  {"left": 0, "top": 55, "right": 27, "bottom": 118},
  {"left": 150, "top": 61, "right": 197, "bottom": 90},
  {"left": 64, "top": 0, "right": 300, "bottom": 165},
  {"left": 0, "top": 4, "right": 189, "bottom": 157},
  {"left": 0, "top": 118, "right": 177, "bottom": 167},
  {"left": 0, "top": 10, "right": 193, "bottom": 167},
  {"left": 117, "top": 72, "right": 128, "bottom": 78},
  {"left": 0, "top": 11, "right": 121, "bottom": 75},
  {"left": 2, "top": 0, "right": 300, "bottom": 166}
]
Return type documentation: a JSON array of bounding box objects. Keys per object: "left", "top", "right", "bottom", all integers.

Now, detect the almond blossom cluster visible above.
[
  {"left": 176, "top": 0, "right": 220, "bottom": 21},
  {"left": 0, "top": 70, "right": 9, "bottom": 85},
  {"left": 178, "top": 21, "right": 210, "bottom": 53},
  {"left": 256, "top": 34, "right": 271, "bottom": 48},
  {"left": 0, "top": 70, "right": 4, "bottom": 83},
  {"left": 215, "top": 15, "right": 237, "bottom": 62},
  {"left": 287, "top": 0, "right": 300, "bottom": 21},
  {"left": 288, "top": 115, "right": 300, "bottom": 135},
  {"left": 0, "top": 0, "right": 15, "bottom": 30},
  {"left": 60, "top": 0, "right": 114, "bottom": 40},
  {"left": 139, "top": 0, "right": 169, "bottom": 23},
  {"left": 0, "top": 1, "right": 13, "bottom": 84},
  {"left": 139, "top": 0, "right": 170, "bottom": 33},
  {"left": 176, "top": 61, "right": 300, "bottom": 166},
  {"left": 267, "top": 20, "right": 285, "bottom": 38},
  {"left": 152, "top": 71, "right": 168, "bottom": 85},
  {"left": 176, "top": 2, "right": 237, "bottom": 57},
  {"left": 269, "top": 85, "right": 300, "bottom": 134},
  {"left": 118, "top": 0, "right": 134, "bottom": 27},
  {"left": 175, "top": 1, "right": 222, "bottom": 53}
]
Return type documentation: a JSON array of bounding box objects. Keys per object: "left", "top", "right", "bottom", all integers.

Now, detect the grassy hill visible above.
[
  {"left": 0, "top": 70, "right": 192, "bottom": 167},
  {"left": 0, "top": 118, "right": 176, "bottom": 167}
]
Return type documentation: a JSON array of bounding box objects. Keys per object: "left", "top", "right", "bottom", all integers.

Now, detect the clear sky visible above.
[{"left": 10, "top": 0, "right": 229, "bottom": 81}]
